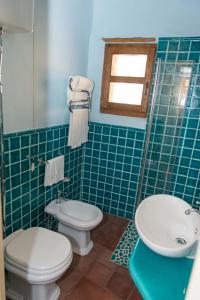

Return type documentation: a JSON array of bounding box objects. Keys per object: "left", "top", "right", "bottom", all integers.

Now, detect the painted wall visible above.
[
  {"left": 2, "top": 0, "right": 93, "bottom": 133},
  {"left": 87, "top": 0, "right": 200, "bottom": 129},
  {"left": 34, "top": 0, "right": 93, "bottom": 129}
]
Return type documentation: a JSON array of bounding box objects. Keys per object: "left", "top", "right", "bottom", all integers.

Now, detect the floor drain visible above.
[{"left": 176, "top": 238, "right": 187, "bottom": 245}]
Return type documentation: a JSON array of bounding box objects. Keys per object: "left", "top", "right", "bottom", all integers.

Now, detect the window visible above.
[{"left": 100, "top": 41, "right": 156, "bottom": 117}]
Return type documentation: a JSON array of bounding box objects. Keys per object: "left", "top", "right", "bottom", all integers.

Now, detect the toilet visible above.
[
  {"left": 45, "top": 199, "right": 103, "bottom": 255},
  {"left": 4, "top": 227, "right": 73, "bottom": 300}
]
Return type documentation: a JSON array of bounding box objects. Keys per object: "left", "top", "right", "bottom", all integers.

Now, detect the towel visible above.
[
  {"left": 67, "top": 90, "right": 88, "bottom": 101},
  {"left": 44, "top": 159, "right": 55, "bottom": 187},
  {"left": 54, "top": 155, "right": 64, "bottom": 184},
  {"left": 67, "top": 76, "right": 94, "bottom": 102},
  {"left": 67, "top": 75, "right": 94, "bottom": 149},
  {"left": 44, "top": 155, "right": 64, "bottom": 187},
  {"left": 70, "top": 75, "right": 94, "bottom": 93},
  {"left": 67, "top": 109, "right": 89, "bottom": 149}
]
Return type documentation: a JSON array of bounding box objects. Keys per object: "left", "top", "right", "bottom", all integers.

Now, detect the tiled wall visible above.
[
  {"left": 3, "top": 37, "right": 200, "bottom": 236},
  {"left": 4, "top": 125, "right": 83, "bottom": 236},
  {"left": 142, "top": 37, "right": 200, "bottom": 206},
  {"left": 81, "top": 123, "right": 145, "bottom": 219}
]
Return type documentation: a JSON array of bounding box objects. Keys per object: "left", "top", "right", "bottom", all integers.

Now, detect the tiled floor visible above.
[{"left": 57, "top": 213, "right": 143, "bottom": 300}]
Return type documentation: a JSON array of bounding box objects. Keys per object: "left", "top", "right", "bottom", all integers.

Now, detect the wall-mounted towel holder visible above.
[
  {"left": 26, "top": 152, "right": 63, "bottom": 166},
  {"left": 68, "top": 77, "right": 92, "bottom": 113}
]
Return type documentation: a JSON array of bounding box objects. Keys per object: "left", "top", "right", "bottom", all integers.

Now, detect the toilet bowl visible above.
[
  {"left": 45, "top": 199, "right": 103, "bottom": 255},
  {"left": 4, "top": 227, "right": 73, "bottom": 300}
]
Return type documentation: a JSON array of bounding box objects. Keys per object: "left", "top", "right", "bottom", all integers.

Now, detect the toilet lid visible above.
[{"left": 5, "top": 227, "right": 72, "bottom": 271}]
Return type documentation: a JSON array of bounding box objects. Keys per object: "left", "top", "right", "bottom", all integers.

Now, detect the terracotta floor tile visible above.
[
  {"left": 70, "top": 250, "right": 98, "bottom": 274},
  {"left": 128, "top": 287, "right": 143, "bottom": 300},
  {"left": 97, "top": 247, "right": 118, "bottom": 271},
  {"left": 62, "top": 278, "right": 122, "bottom": 300},
  {"left": 85, "top": 261, "right": 114, "bottom": 287},
  {"left": 107, "top": 271, "right": 134, "bottom": 299},
  {"left": 57, "top": 213, "right": 134, "bottom": 300},
  {"left": 58, "top": 268, "right": 82, "bottom": 293},
  {"left": 92, "top": 213, "right": 129, "bottom": 250},
  {"left": 116, "top": 265, "right": 131, "bottom": 277}
]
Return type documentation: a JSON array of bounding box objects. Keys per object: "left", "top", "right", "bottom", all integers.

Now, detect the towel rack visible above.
[
  {"left": 68, "top": 78, "right": 92, "bottom": 113},
  {"left": 26, "top": 153, "right": 63, "bottom": 166}
]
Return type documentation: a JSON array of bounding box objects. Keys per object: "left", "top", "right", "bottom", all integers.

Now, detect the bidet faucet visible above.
[
  {"left": 56, "top": 190, "right": 63, "bottom": 204},
  {"left": 185, "top": 208, "right": 200, "bottom": 216}
]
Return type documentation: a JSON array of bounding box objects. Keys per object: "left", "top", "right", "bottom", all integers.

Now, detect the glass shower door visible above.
[{"left": 137, "top": 61, "right": 194, "bottom": 204}]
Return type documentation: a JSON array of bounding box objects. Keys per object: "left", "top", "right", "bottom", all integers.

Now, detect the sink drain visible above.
[{"left": 176, "top": 238, "right": 187, "bottom": 245}]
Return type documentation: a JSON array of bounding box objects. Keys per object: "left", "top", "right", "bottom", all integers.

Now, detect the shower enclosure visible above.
[
  {"left": 136, "top": 60, "right": 199, "bottom": 209},
  {"left": 0, "top": 26, "right": 6, "bottom": 300}
]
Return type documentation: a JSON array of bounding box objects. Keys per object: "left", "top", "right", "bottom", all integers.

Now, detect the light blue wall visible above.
[
  {"left": 34, "top": 0, "right": 93, "bottom": 129},
  {"left": 87, "top": 0, "right": 200, "bottom": 129},
  {"left": 3, "top": 0, "right": 93, "bottom": 133}
]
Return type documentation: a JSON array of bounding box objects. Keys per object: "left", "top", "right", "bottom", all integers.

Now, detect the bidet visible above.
[{"left": 45, "top": 199, "right": 103, "bottom": 255}]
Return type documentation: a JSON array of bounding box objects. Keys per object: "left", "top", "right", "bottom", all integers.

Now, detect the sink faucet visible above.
[
  {"left": 56, "top": 190, "right": 63, "bottom": 204},
  {"left": 185, "top": 208, "right": 200, "bottom": 216}
]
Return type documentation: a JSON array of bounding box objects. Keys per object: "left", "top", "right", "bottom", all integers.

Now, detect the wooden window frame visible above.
[{"left": 100, "top": 42, "right": 157, "bottom": 117}]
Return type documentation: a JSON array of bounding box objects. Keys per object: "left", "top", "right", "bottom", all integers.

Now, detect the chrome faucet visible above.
[
  {"left": 56, "top": 190, "right": 63, "bottom": 204},
  {"left": 185, "top": 208, "right": 200, "bottom": 216}
]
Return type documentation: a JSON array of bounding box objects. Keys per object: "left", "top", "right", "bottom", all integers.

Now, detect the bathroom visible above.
[{"left": 0, "top": 0, "right": 200, "bottom": 299}]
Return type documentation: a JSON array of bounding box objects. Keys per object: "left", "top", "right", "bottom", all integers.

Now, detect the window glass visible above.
[
  {"left": 109, "top": 82, "right": 144, "bottom": 105},
  {"left": 111, "top": 54, "right": 147, "bottom": 77}
]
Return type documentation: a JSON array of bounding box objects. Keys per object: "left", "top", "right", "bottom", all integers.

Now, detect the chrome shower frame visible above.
[
  {"left": 0, "top": 27, "right": 6, "bottom": 231},
  {"left": 135, "top": 59, "right": 161, "bottom": 210}
]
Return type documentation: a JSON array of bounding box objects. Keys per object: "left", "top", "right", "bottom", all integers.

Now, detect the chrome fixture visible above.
[
  {"left": 56, "top": 190, "right": 63, "bottom": 204},
  {"left": 0, "top": 27, "right": 6, "bottom": 231},
  {"left": 185, "top": 209, "right": 200, "bottom": 216},
  {"left": 26, "top": 153, "right": 63, "bottom": 166},
  {"left": 68, "top": 77, "right": 92, "bottom": 112},
  {"left": 135, "top": 59, "right": 161, "bottom": 209}
]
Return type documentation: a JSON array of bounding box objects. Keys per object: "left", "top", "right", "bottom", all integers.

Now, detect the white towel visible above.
[
  {"left": 67, "top": 90, "right": 88, "bottom": 101},
  {"left": 67, "top": 109, "right": 89, "bottom": 149},
  {"left": 44, "top": 155, "right": 64, "bottom": 187},
  {"left": 44, "top": 159, "right": 55, "bottom": 187},
  {"left": 70, "top": 75, "right": 94, "bottom": 93},
  {"left": 54, "top": 155, "right": 64, "bottom": 184}
]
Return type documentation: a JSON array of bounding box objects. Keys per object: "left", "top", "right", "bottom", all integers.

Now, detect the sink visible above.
[{"left": 135, "top": 194, "right": 200, "bottom": 258}]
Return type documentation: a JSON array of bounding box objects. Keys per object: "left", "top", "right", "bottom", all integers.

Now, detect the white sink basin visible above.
[{"left": 135, "top": 194, "right": 200, "bottom": 258}]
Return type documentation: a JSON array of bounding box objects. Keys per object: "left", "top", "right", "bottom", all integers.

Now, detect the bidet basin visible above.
[
  {"left": 135, "top": 194, "right": 200, "bottom": 258},
  {"left": 45, "top": 199, "right": 103, "bottom": 255}
]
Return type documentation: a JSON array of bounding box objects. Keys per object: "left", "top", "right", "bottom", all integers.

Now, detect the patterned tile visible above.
[{"left": 111, "top": 222, "right": 138, "bottom": 268}]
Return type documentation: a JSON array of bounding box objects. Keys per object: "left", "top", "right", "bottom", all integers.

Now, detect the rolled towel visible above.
[
  {"left": 67, "top": 90, "right": 88, "bottom": 102},
  {"left": 70, "top": 75, "right": 94, "bottom": 93}
]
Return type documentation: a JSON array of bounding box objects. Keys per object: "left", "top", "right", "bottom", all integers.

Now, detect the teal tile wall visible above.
[
  {"left": 142, "top": 37, "right": 200, "bottom": 206},
  {"left": 81, "top": 123, "right": 145, "bottom": 219},
  {"left": 3, "top": 37, "right": 200, "bottom": 235},
  {"left": 81, "top": 37, "right": 200, "bottom": 219},
  {"left": 4, "top": 125, "right": 83, "bottom": 236}
]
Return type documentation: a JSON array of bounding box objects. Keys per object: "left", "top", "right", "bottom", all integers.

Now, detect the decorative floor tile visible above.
[{"left": 111, "top": 222, "right": 138, "bottom": 268}]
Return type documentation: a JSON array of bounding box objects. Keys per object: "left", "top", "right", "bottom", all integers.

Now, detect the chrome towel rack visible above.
[{"left": 68, "top": 78, "right": 92, "bottom": 112}]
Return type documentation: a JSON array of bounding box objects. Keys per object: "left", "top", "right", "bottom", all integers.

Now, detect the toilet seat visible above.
[{"left": 4, "top": 227, "right": 73, "bottom": 284}]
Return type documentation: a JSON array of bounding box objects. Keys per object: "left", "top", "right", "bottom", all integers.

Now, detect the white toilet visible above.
[
  {"left": 4, "top": 227, "right": 73, "bottom": 300},
  {"left": 45, "top": 199, "right": 103, "bottom": 255}
]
